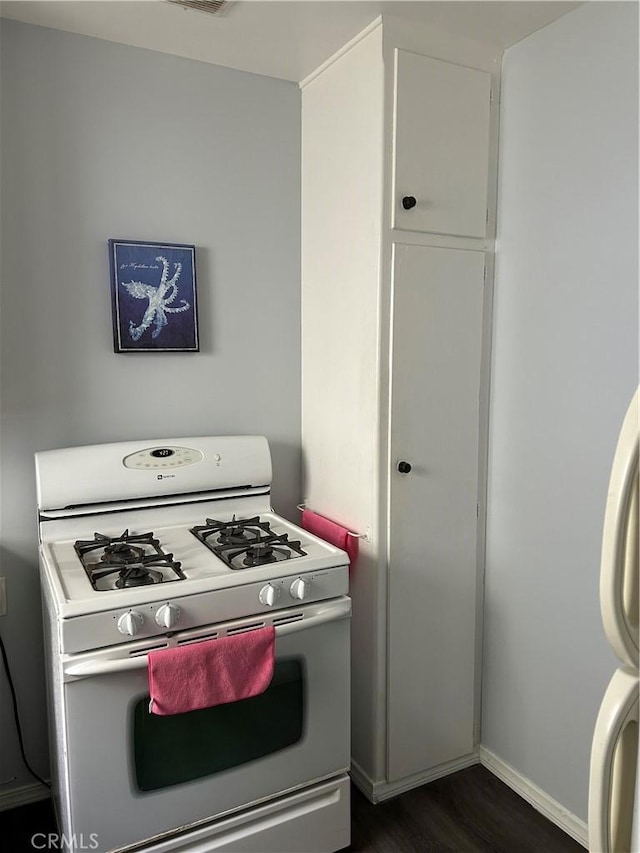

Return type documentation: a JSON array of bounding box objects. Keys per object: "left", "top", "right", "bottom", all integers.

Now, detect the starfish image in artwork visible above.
[{"left": 122, "top": 256, "right": 190, "bottom": 341}]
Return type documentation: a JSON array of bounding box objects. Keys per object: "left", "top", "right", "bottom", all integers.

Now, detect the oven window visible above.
[{"left": 132, "top": 658, "right": 304, "bottom": 791}]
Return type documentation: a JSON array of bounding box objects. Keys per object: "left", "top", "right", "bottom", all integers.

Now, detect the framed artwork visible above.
[{"left": 108, "top": 239, "right": 199, "bottom": 353}]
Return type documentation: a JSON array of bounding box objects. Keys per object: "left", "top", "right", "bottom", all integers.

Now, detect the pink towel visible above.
[
  {"left": 301, "top": 509, "right": 359, "bottom": 567},
  {"left": 148, "top": 627, "right": 275, "bottom": 716}
]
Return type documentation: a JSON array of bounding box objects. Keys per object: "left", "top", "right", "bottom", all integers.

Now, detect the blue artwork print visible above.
[
  {"left": 123, "top": 255, "right": 190, "bottom": 341},
  {"left": 109, "top": 240, "right": 199, "bottom": 353}
]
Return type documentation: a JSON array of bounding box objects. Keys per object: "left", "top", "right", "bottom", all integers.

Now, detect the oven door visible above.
[{"left": 60, "top": 597, "right": 350, "bottom": 853}]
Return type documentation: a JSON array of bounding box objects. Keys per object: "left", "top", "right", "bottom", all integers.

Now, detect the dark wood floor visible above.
[
  {"left": 350, "top": 766, "right": 584, "bottom": 853},
  {"left": 0, "top": 766, "right": 584, "bottom": 852}
]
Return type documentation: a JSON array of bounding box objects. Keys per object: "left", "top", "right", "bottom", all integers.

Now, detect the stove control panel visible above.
[
  {"left": 123, "top": 446, "right": 204, "bottom": 470},
  {"left": 58, "top": 565, "right": 350, "bottom": 654}
]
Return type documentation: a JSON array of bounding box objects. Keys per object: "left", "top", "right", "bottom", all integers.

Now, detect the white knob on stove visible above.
[
  {"left": 117, "top": 610, "right": 144, "bottom": 637},
  {"left": 155, "top": 603, "right": 180, "bottom": 629},
  {"left": 290, "top": 577, "right": 310, "bottom": 601},
  {"left": 259, "top": 584, "right": 280, "bottom": 607}
]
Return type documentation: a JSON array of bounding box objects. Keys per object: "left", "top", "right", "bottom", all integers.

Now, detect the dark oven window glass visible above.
[{"left": 132, "top": 658, "right": 304, "bottom": 792}]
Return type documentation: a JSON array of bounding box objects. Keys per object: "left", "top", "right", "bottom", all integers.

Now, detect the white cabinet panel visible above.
[
  {"left": 387, "top": 243, "right": 485, "bottom": 781},
  {"left": 392, "top": 50, "right": 491, "bottom": 238}
]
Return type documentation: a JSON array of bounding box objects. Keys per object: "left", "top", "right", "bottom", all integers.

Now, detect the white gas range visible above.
[{"left": 36, "top": 436, "right": 351, "bottom": 853}]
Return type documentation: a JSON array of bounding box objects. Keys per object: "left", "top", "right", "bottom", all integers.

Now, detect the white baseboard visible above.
[
  {"left": 0, "top": 780, "right": 50, "bottom": 812},
  {"left": 479, "top": 746, "right": 588, "bottom": 849},
  {"left": 374, "top": 753, "right": 479, "bottom": 802},
  {"left": 351, "top": 753, "right": 479, "bottom": 803},
  {"left": 350, "top": 760, "right": 383, "bottom": 802}
]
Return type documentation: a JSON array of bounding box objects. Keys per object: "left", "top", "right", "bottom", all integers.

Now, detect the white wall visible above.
[
  {"left": 483, "top": 0, "right": 638, "bottom": 823},
  {"left": 0, "top": 20, "right": 301, "bottom": 794}
]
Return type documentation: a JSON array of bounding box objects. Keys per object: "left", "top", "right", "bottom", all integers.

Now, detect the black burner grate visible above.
[
  {"left": 190, "top": 516, "right": 307, "bottom": 570},
  {"left": 74, "top": 530, "right": 186, "bottom": 591}
]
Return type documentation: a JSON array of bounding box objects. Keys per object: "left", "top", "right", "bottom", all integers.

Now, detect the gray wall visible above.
[
  {"left": 0, "top": 19, "right": 301, "bottom": 790},
  {"left": 483, "top": 1, "right": 638, "bottom": 822}
]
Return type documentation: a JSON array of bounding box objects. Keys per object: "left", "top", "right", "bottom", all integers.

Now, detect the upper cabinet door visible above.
[{"left": 392, "top": 50, "right": 492, "bottom": 238}]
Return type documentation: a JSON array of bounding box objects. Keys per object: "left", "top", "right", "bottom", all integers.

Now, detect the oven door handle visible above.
[{"left": 63, "top": 598, "right": 351, "bottom": 680}]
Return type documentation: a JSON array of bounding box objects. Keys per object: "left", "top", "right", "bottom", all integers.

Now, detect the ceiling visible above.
[{"left": 0, "top": 0, "right": 583, "bottom": 83}]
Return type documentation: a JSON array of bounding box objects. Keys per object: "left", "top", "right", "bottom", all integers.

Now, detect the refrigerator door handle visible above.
[
  {"left": 589, "top": 667, "right": 639, "bottom": 853},
  {"left": 600, "top": 387, "right": 639, "bottom": 668}
]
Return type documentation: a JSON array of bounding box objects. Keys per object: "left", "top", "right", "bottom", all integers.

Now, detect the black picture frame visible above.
[{"left": 108, "top": 239, "right": 199, "bottom": 353}]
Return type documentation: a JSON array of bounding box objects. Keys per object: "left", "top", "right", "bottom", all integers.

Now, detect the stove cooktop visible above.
[
  {"left": 76, "top": 517, "right": 310, "bottom": 590},
  {"left": 40, "top": 507, "right": 349, "bottom": 618}
]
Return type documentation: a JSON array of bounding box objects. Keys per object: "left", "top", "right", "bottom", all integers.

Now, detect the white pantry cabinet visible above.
[{"left": 301, "top": 17, "right": 498, "bottom": 802}]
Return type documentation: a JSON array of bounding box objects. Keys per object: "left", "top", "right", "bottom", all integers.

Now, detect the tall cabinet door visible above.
[{"left": 388, "top": 243, "right": 485, "bottom": 782}]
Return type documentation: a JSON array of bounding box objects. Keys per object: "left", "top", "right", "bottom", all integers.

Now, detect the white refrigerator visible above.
[{"left": 589, "top": 387, "right": 639, "bottom": 852}]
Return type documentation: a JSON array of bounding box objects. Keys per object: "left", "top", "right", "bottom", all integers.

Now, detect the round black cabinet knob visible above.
[
  {"left": 397, "top": 461, "right": 412, "bottom": 474},
  {"left": 401, "top": 196, "right": 417, "bottom": 210}
]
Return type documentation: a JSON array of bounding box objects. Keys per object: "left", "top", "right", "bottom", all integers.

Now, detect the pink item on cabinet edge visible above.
[
  {"left": 148, "top": 626, "right": 275, "bottom": 716},
  {"left": 301, "top": 509, "right": 358, "bottom": 568}
]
